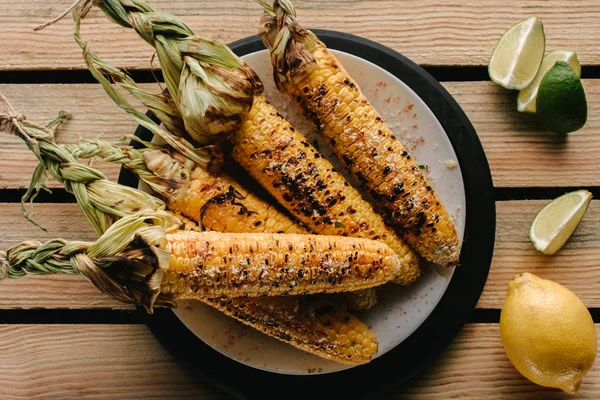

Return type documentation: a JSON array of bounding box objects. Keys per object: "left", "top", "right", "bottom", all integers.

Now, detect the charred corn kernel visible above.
[
  {"left": 174, "top": 184, "right": 381, "bottom": 363},
  {"left": 172, "top": 214, "right": 380, "bottom": 364},
  {"left": 257, "top": 4, "right": 459, "bottom": 266},
  {"left": 205, "top": 296, "right": 377, "bottom": 365},
  {"left": 163, "top": 231, "right": 402, "bottom": 298},
  {"left": 278, "top": 46, "right": 460, "bottom": 266},
  {"left": 171, "top": 165, "right": 306, "bottom": 235},
  {"left": 231, "top": 95, "right": 420, "bottom": 283}
]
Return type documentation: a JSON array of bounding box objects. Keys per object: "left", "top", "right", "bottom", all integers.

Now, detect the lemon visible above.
[
  {"left": 537, "top": 61, "right": 588, "bottom": 133},
  {"left": 530, "top": 189, "right": 592, "bottom": 255},
  {"left": 489, "top": 16, "right": 545, "bottom": 90},
  {"left": 501, "top": 273, "right": 597, "bottom": 393},
  {"left": 518, "top": 50, "right": 581, "bottom": 113}
]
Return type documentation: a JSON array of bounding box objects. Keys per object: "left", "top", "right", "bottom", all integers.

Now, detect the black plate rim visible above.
[{"left": 119, "top": 30, "right": 496, "bottom": 400}]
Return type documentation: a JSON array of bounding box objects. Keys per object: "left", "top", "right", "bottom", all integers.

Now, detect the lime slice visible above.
[
  {"left": 537, "top": 61, "right": 587, "bottom": 134},
  {"left": 530, "top": 190, "right": 592, "bottom": 255},
  {"left": 518, "top": 50, "right": 581, "bottom": 113},
  {"left": 489, "top": 16, "right": 545, "bottom": 90}
]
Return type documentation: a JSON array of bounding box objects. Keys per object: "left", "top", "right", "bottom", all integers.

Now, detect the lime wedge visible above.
[
  {"left": 537, "top": 61, "right": 587, "bottom": 134},
  {"left": 518, "top": 50, "right": 581, "bottom": 113},
  {"left": 489, "top": 16, "right": 545, "bottom": 90},
  {"left": 530, "top": 190, "right": 592, "bottom": 255}
]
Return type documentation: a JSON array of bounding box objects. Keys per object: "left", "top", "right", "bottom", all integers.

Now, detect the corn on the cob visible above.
[
  {"left": 69, "top": 140, "right": 306, "bottom": 235},
  {"left": 173, "top": 163, "right": 306, "bottom": 234},
  {"left": 0, "top": 100, "right": 379, "bottom": 365},
  {"left": 162, "top": 231, "right": 400, "bottom": 298},
  {"left": 65, "top": 1, "right": 420, "bottom": 284},
  {"left": 174, "top": 214, "right": 377, "bottom": 364},
  {"left": 207, "top": 296, "right": 377, "bottom": 365},
  {"left": 258, "top": 0, "right": 461, "bottom": 266},
  {"left": 231, "top": 95, "right": 420, "bottom": 284},
  {"left": 143, "top": 148, "right": 306, "bottom": 234}
]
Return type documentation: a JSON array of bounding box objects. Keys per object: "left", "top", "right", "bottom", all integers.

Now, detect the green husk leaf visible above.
[
  {"left": 76, "top": 0, "right": 263, "bottom": 144},
  {"left": 0, "top": 93, "right": 165, "bottom": 235},
  {"left": 1, "top": 211, "right": 179, "bottom": 312},
  {"left": 73, "top": 13, "right": 223, "bottom": 172},
  {"left": 256, "top": 0, "right": 322, "bottom": 88},
  {"left": 64, "top": 139, "right": 191, "bottom": 203}
]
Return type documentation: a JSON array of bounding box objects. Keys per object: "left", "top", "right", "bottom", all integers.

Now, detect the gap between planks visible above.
[
  {"left": 1, "top": 324, "right": 599, "bottom": 399},
  {"left": 1, "top": 1, "right": 600, "bottom": 70},
  {"left": 0, "top": 81, "right": 599, "bottom": 189},
  {"left": 0, "top": 200, "right": 598, "bottom": 310}
]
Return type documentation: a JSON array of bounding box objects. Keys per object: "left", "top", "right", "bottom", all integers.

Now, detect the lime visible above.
[
  {"left": 489, "top": 17, "right": 545, "bottom": 90},
  {"left": 518, "top": 50, "right": 581, "bottom": 113},
  {"left": 530, "top": 190, "right": 592, "bottom": 255},
  {"left": 537, "top": 61, "right": 587, "bottom": 133}
]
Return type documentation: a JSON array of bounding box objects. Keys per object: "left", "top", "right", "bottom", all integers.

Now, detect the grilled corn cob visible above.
[
  {"left": 70, "top": 140, "right": 377, "bottom": 306},
  {"left": 69, "top": 140, "right": 306, "bottom": 235},
  {"left": 207, "top": 296, "right": 377, "bottom": 365},
  {"left": 144, "top": 149, "right": 306, "bottom": 234},
  {"left": 173, "top": 215, "right": 378, "bottom": 364},
  {"left": 0, "top": 102, "right": 379, "bottom": 364},
  {"left": 162, "top": 231, "right": 400, "bottom": 298},
  {"left": 258, "top": 0, "right": 460, "bottom": 266},
  {"left": 65, "top": 1, "right": 419, "bottom": 284},
  {"left": 231, "top": 95, "right": 420, "bottom": 284}
]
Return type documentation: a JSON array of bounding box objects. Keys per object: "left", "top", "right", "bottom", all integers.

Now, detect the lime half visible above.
[
  {"left": 489, "top": 16, "right": 545, "bottom": 90},
  {"left": 537, "top": 61, "right": 587, "bottom": 134},
  {"left": 518, "top": 50, "right": 581, "bottom": 113},
  {"left": 530, "top": 190, "right": 592, "bottom": 255}
]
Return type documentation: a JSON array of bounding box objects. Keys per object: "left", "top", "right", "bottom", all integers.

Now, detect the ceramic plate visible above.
[
  {"left": 121, "top": 30, "right": 494, "bottom": 399},
  {"left": 171, "top": 48, "right": 465, "bottom": 375}
]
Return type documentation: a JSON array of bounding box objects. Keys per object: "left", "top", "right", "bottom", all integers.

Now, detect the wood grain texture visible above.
[
  {"left": 1, "top": 1, "right": 600, "bottom": 70},
  {"left": 2, "top": 200, "right": 598, "bottom": 310},
  {"left": 396, "top": 324, "right": 600, "bottom": 399},
  {"left": 1, "top": 81, "right": 600, "bottom": 189},
  {"left": 1, "top": 323, "right": 598, "bottom": 399},
  {"left": 445, "top": 80, "right": 600, "bottom": 188},
  {"left": 477, "top": 199, "right": 600, "bottom": 309},
  {"left": 0, "top": 325, "right": 232, "bottom": 399},
  {"left": 0, "top": 83, "right": 150, "bottom": 189},
  {"left": 0, "top": 203, "right": 130, "bottom": 309}
]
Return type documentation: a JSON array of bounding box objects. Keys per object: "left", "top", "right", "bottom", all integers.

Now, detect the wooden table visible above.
[{"left": 1, "top": 1, "right": 599, "bottom": 398}]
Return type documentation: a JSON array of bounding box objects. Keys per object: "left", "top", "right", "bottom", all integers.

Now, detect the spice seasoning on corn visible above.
[
  {"left": 66, "top": 0, "right": 420, "bottom": 284},
  {"left": 0, "top": 95, "right": 380, "bottom": 362},
  {"left": 256, "top": 0, "right": 461, "bottom": 266}
]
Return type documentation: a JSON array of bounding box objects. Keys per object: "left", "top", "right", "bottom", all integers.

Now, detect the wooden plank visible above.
[
  {"left": 396, "top": 324, "right": 600, "bottom": 399},
  {"left": 0, "top": 324, "right": 232, "bottom": 399},
  {"left": 1, "top": 323, "right": 598, "bottom": 399},
  {"left": 1, "top": 200, "right": 599, "bottom": 310},
  {"left": 477, "top": 199, "right": 600, "bottom": 309},
  {"left": 0, "top": 203, "right": 130, "bottom": 309},
  {"left": 445, "top": 80, "right": 600, "bottom": 188},
  {"left": 1, "top": 81, "right": 600, "bottom": 189},
  {"left": 0, "top": 83, "right": 147, "bottom": 189},
  {"left": 2, "top": 1, "right": 600, "bottom": 70}
]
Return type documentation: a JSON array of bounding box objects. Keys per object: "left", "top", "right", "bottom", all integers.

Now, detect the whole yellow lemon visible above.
[{"left": 500, "top": 273, "right": 597, "bottom": 393}]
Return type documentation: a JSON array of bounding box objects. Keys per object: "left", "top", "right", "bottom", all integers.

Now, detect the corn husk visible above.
[
  {"left": 72, "top": 15, "right": 223, "bottom": 173},
  {"left": 65, "top": 138, "right": 191, "bottom": 204},
  {"left": 0, "top": 94, "right": 164, "bottom": 234},
  {"left": 71, "top": 0, "right": 263, "bottom": 145},
  {"left": 256, "top": 0, "right": 323, "bottom": 89},
  {"left": 1, "top": 212, "right": 178, "bottom": 312}
]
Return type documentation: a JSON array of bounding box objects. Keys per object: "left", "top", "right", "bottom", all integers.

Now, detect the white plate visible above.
[{"left": 170, "top": 49, "right": 466, "bottom": 375}]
